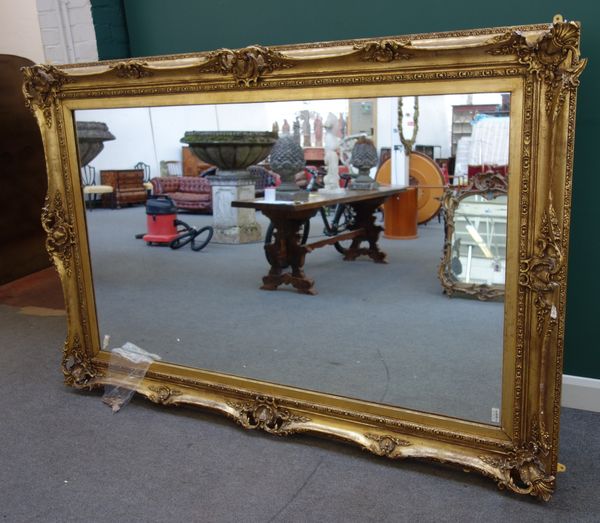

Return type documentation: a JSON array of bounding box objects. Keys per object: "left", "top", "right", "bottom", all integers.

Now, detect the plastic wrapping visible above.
[{"left": 101, "top": 338, "right": 161, "bottom": 413}]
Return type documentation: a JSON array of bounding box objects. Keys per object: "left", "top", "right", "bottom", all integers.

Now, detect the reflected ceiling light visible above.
[{"left": 465, "top": 223, "right": 493, "bottom": 259}]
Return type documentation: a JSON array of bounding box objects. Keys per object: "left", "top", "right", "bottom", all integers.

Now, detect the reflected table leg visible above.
[
  {"left": 343, "top": 198, "right": 388, "bottom": 263},
  {"left": 262, "top": 209, "right": 318, "bottom": 295}
]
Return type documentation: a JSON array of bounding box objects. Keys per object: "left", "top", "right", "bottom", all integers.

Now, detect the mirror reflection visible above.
[
  {"left": 451, "top": 194, "right": 507, "bottom": 286},
  {"left": 75, "top": 92, "right": 510, "bottom": 425}
]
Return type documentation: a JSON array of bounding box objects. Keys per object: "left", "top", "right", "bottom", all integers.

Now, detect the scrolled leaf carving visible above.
[
  {"left": 62, "top": 334, "right": 95, "bottom": 388},
  {"left": 110, "top": 61, "right": 154, "bottom": 79},
  {"left": 41, "top": 192, "right": 76, "bottom": 276},
  {"left": 227, "top": 396, "right": 310, "bottom": 435},
  {"left": 22, "top": 64, "right": 69, "bottom": 127},
  {"left": 354, "top": 40, "right": 413, "bottom": 62},
  {"left": 519, "top": 203, "right": 563, "bottom": 333},
  {"left": 487, "top": 19, "right": 587, "bottom": 117},
  {"left": 199, "top": 45, "right": 295, "bottom": 87}
]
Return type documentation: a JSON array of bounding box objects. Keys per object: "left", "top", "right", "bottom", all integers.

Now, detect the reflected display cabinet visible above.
[{"left": 100, "top": 169, "right": 146, "bottom": 207}]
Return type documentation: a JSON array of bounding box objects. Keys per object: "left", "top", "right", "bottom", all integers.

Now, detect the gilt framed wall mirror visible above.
[{"left": 24, "top": 15, "right": 585, "bottom": 500}]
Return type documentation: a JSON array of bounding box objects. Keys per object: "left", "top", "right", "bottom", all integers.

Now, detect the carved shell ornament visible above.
[
  {"left": 355, "top": 40, "right": 413, "bottom": 62},
  {"left": 487, "top": 18, "right": 587, "bottom": 117},
  {"left": 148, "top": 385, "right": 182, "bottom": 404},
  {"left": 199, "top": 45, "right": 296, "bottom": 87},
  {"left": 365, "top": 433, "right": 411, "bottom": 457},
  {"left": 227, "top": 396, "right": 310, "bottom": 435},
  {"left": 110, "top": 61, "right": 153, "bottom": 79}
]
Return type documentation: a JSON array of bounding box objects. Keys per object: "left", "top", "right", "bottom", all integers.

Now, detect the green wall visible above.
[
  {"left": 91, "top": 0, "right": 130, "bottom": 59},
  {"left": 95, "top": 0, "right": 600, "bottom": 379}
]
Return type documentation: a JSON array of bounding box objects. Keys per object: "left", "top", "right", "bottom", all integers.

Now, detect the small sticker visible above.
[{"left": 491, "top": 408, "right": 500, "bottom": 423}]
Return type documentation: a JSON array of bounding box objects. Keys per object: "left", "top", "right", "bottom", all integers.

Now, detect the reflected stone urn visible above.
[
  {"left": 180, "top": 131, "right": 277, "bottom": 244},
  {"left": 181, "top": 131, "right": 277, "bottom": 177},
  {"left": 76, "top": 121, "right": 115, "bottom": 166},
  {"left": 269, "top": 135, "right": 307, "bottom": 201},
  {"left": 350, "top": 136, "right": 379, "bottom": 190}
]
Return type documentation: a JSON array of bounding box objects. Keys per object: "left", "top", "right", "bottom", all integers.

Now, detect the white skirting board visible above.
[{"left": 562, "top": 375, "right": 600, "bottom": 412}]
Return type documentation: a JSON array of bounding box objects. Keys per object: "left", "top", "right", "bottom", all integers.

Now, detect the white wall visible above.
[
  {"left": 415, "top": 95, "right": 454, "bottom": 158},
  {"left": 82, "top": 95, "right": 509, "bottom": 180},
  {"left": 0, "top": 0, "right": 45, "bottom": 62},
  {"left": 76, "top": 100, "right": 349, "bottom": 176},
  {"left": 0, "top": 0, "right": 97, "bottom": 64},
  {"left": 76, "top": 103, "right": 274, "bottom": 175},
  {"left": 36, "top": 0, "right": 97, "bottom": 63}
]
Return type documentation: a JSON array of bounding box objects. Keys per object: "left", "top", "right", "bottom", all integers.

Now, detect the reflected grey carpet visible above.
[
  {"left": 0, "top": 302, "right": 598, "bottom": 522},
  {"left": 86, "top": 207, "right": 503, "bottom": 425}
]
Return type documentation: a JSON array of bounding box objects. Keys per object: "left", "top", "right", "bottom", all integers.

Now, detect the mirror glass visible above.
[
  {"left": 74, "top": 91, "right": 510, "bottom": 425},
  {"left": 451, "top": 194, "right": 508, "bottom": 285}
]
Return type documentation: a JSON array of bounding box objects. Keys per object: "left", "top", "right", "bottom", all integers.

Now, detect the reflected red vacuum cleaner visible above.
[{"left": 136, "top": 196, "right": 213, "bottom": 251}]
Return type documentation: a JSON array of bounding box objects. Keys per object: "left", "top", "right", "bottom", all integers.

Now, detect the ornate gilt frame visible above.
[
  {"left": 439, "top": 171, "right": 509, "bottom": 300},
  {"left": 23, "top": 15, "right": 585, "bottom": 500}
]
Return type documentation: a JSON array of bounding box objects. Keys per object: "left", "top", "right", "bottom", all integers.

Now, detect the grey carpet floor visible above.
[
  {"left": 0, "top": 302, "right": 598, "bottom": 522},
  {"left": 85, "top": 206, "right": 503, "bottom": 425}
]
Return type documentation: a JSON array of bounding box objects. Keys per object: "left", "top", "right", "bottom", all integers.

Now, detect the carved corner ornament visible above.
[
  {"left": 486, "top": 17, "right": 587, "bottom": 118},
  {"left": 354, "top": 40, "right": 413, "bottom": 62},
  {"left": 22, "top": 64, "right": 69, "bottom": 128},
  {"left": 62, "top": 334, "right": 96, "bottom": 388},
  {"left": 365, "top": 433, "right": 411, "bottom": 458},
  {"left": 198, "top": 45, "right": 296, "bottom": 87},
  {"left": 41, "top": 192, "right": 76, "bottom": 276},
  {"left": 227, "top": 396, "right": 310, "bottom": 435},
  {"left": 482, "top": 421, "right": 553, "bottom": 501},
  {"left": 519, "top": 203, "right": 563, "bottom": 333},
  {"left": 109, "top": 61, "right": 154, "bottom": 79}
]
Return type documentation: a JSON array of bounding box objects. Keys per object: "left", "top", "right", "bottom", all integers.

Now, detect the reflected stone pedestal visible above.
[{"left": 210, "top": 174, "right": 261, "bottom": 244}]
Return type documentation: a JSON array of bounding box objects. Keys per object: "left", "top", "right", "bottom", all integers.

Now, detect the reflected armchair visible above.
[
  {"left": 134, "top": 161, "right": 153, "bottom": 194},
  {"left": 81, "top": 165, "right": 114, "bottom": 209}
]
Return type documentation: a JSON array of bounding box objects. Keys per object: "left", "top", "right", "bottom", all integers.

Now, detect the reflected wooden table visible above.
[{"left": 232, "top": 185, "right": 407, "bottom": 295}]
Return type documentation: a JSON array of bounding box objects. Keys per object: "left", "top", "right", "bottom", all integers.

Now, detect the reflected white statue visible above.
[{"left": 323, "top": 112, "right": 340, "bottom": 191}]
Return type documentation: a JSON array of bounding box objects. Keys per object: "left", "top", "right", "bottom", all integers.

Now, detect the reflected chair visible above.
[
  {"left": 135, "top": 161, "right": 153, "bottom": 194},
  {"left": 81, "top": 164, "right": 114, "bottom": 209},
  {"left": 160, "top": 160, "right": 183, "bottom": 177}
]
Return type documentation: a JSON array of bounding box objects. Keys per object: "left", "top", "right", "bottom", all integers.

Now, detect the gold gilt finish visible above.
[
  {"left": 62, "top": 334, "right": 95, "bottom": 387},
  {"left": 354, "top": 40, "right": 413, "bottom": 61},
  {"left": 438, "top": 171, "right": 508, "bottom": 301},
  {"left": 24, "top": 16, "right": 585, "bottom": 500},
  {"left": 198, "top": 45, "right": 296, "bottom": 87},
  {"left": 109, "top": 61, "right": 154, "bottom": 79},
  {"left": 22, "top": 64, "right": 69, "bottom": 127},
  {"left": 41, "top": 192, "right": 76, "bottom": 276},
  {"left": 487, "top": 19, "right": 587, "bottom": 118},
  {"left": 227, "top": 396, "right": 311, "bottom": 435}
]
